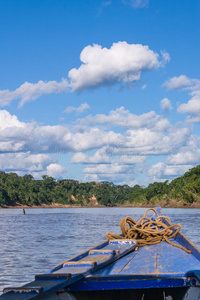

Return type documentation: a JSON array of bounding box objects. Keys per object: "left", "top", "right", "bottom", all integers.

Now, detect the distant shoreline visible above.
[{"left": 1, "top": 203, "right": 200, "bottom": 209}]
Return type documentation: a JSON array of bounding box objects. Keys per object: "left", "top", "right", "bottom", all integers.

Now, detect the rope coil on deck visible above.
[{"left": 106, "top": 208, "right": 191, "bottom": 254}]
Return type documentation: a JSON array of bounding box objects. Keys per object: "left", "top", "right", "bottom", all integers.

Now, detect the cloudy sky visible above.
[{"left": 0, "top": 0, "right": 199, "bottom": 186}]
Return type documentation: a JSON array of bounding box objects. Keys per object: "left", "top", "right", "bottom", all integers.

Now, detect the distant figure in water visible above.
[{"left": 23, "top": 208, "right": 26, "bottom": 215}]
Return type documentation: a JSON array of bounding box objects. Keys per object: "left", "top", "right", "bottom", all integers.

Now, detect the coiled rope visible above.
[{"left": 106, "top": 208, "right": 191, "bottom": 254}]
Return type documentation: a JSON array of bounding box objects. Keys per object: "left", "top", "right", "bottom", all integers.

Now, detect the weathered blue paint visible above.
[
  {"left": 162, "top": 217, "right": 200, "bottom": 262},
  {"left": 1, "top": 240, "right": 136, "bottom": 299},
  {"left": 119, "top": 244, "right": 158, "bottom": 275},
  {"left": 67, "top": 276, "right": 196, "bottom": 292}
]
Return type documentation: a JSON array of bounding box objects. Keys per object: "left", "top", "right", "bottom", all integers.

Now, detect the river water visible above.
[{"left": 0, "top": 207, "right": 200, "bottom": 294}]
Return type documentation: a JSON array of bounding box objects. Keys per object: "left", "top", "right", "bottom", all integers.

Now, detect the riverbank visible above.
[{"left": 1, "top": 201, "right": 200, "bottom": 209}]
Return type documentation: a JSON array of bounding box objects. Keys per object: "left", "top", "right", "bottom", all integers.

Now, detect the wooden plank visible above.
[
  {"left": 119, "top": 244, "right": 157, "bottom": 275},
  {"left": 91, "top": 250, "right": 138, "bottom": 276},
  {"left": 1, "top": 240, "right": 137, "bottom": 300},
  {"left": 156, "top": 241, "right": 200, "bottom": 276},
  {"left": 162, "top": 219, "right": 200, "bottom": 261}
]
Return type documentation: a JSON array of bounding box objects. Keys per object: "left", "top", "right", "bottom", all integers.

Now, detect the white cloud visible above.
[
  {"left": 147, "top": 136, "right": 200, "bottom": 181},
  {"left": 0, "top": 110, "right": 122, "bottom": 154},
  {"left": 163, "top": 75, "right": 192, "bottom": 90},
  {"left": 0, "top": 109, "right": 26, "bottom": 129},
  {"left": 115, "top": 154, "right": 146, "bottom": 164},
  {"left": 45, "top": 163, "right": 67, "bottom": 178},
  {"left": 28, "top": 164, "right": 67, "bottom": 179},
  {"left": 78, "top": 106, "right": 161, "bottom": 129},
  {"left": 0, "top": 42, "right": 169, "bottom": 107},
  {"left": 177, "top": 88, "right": 200, "bottom": 119},
  {"left": 166, "top": 150, "right": 200, "bottom": 165},
  {"left": 70, "top": 104, "right": 196, "bottom": 185},
  {"left": 148, "top": 162, "right": 165, "bottom": 179},
  {"left": 68, "top": 42, "right": 169, "bottom": 91},
  {"left": 174, "top": 78, "right": 200, "bottom": 122},
  {"left": 0, "top": 79, "right": 69, "bottom": 107},
  {"left": 64, "top": 102, "right": 90, "bottom": 114},
  {"left": 160, "top": 98, "right": 173, "bottom": 113},
  {"left": 123, "top": 127, "right": 190, "bottom": 155},
  {"left": 67, "top": 128, "right": 121, "bottom": 152},
  {"left": 0, "top": 111, "right": 69, "bottom": 178},
  {"left": 70, "top": 152, "right": 90, "bottom": 164},
  {"left": 70, "top": 149, "right": 146, "bottom": 165},
  {"left": 1, "top": 106, "right": 199, "bottom": 185},
  {"left": 0, "top": 153, "right": 56, "bottom": 172},
  {"left": 40, "top": 125, "right": 121, "bottom": 153},
  {"left": 70, "top": 150, "right": 110, "bottom": 164},
  {"left": 83, "top": 162, "right": 144, "bottom": 186},
  {"left": 0, "top": 152, "right": 67, "bottom": 179},
  {"left": 83, "top": 163, "right": 131, "bottom": 175},
  {"left": 0, "top": 110, "right": 40, "bottom": 152},
  {"left": 163, "top": 75, "right": 200, "bottom": 123},
  {"left": 148, "top": 162, "right": 193, "bottom": 182},
  {"left": 153, "top": 118, "right": 171, "bottom": 132}
]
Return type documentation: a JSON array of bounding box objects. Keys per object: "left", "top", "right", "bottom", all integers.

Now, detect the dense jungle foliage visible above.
[{"left": 0, "top": 165, "right": 200, "bottom": 207}]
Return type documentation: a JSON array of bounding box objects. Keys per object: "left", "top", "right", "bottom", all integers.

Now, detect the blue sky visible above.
[{"left": 0, "top": 0, "right": 199, "bottom": 186}]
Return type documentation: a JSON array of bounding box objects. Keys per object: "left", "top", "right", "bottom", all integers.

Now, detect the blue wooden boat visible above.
[{"left": 1, "top": 206, "right": 200, "bottom": 300}]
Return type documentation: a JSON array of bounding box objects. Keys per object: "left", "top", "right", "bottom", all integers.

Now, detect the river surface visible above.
[{"left": 0, "top": 207, "right": 200, "bottom": 294}]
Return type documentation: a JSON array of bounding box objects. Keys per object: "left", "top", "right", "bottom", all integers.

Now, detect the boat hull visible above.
[
  {"left": 1, "top": 207, "right": 200, "bottom": 300},
  {"left": 30, "top": 286, "right": 200, "bottom": 300}
]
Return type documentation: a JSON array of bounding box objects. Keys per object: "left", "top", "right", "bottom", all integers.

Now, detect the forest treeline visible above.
[{"left": 0, "top": 165, "right": 200, "bottom": 207}]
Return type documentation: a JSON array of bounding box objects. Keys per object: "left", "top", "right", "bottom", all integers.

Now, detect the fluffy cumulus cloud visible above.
[
  {"left": 147, "top": 135, "right": 200, "bottom": 182},
  {"left": 0, "top": 153, "right": 56, "bottom": 172},
  {"left": 163, "top": 75, "right": 200, "bottom": 122},
  {"left": 0, "top": 42, "right": 169, "bottom": 107},
  {"left": 166, "top": 150, "right": 200, "bottom": 165},
  {"left": 0, "top": 109, "right": 122, "bottom": 178},
  {"left": 83, "top": 163, "right": 130, "bottom": 175},
  {"left": 68, "top": 42, "right": 169, "bottom": 91},
  {"left": 148, "top": 162, "right": 193, "bottom": 182},
  {"left": 0, "top": 152, "right": 66, "bottom": 179},
  {"left": 82, "top": 163, "right": 138, "bottom": 184},
  {"left": 0, "top": 110, "right": 39, "bottom": 152},
  {"left": 45, "top": 164, "right": 67, "bottom": 178},
  {"left": 0, "top": 105, "right": 199, "bottom": 185},
  {"left": 0, "top": 110, "right": 123, "bottom": 154},
  {"left": 82, "top": 162, "right": 144, "bottom": 186},
  {"left": 72, "top": 107, "right": 197, "bottom": 184},
  {"left": 76, "top": 107, "right": 190, "bottom": 156},
  {"left": 70, "top": 148, "right": 146, "bottom": 165},
  {"left": 163, "top": 75, "right": 192, "bottom": 90},
  {"left": 123, "top": 127, "right": 191, "bottom": 156},
  {"left": 177, "top": 88, "right": 200, "bottom": 122},
  {"left": 0, "top": 110, "right": 69, "bottom": 179},
  {"left": 70, "top": 149, "right": 110, "bottom": 164},
  {"left": 28, "top": 164, "right": 67, "bottom": 179}
]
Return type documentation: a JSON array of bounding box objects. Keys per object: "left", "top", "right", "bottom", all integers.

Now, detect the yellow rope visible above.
[{"left": 106, "top": 208, "right": 191, "bottom": 254}]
